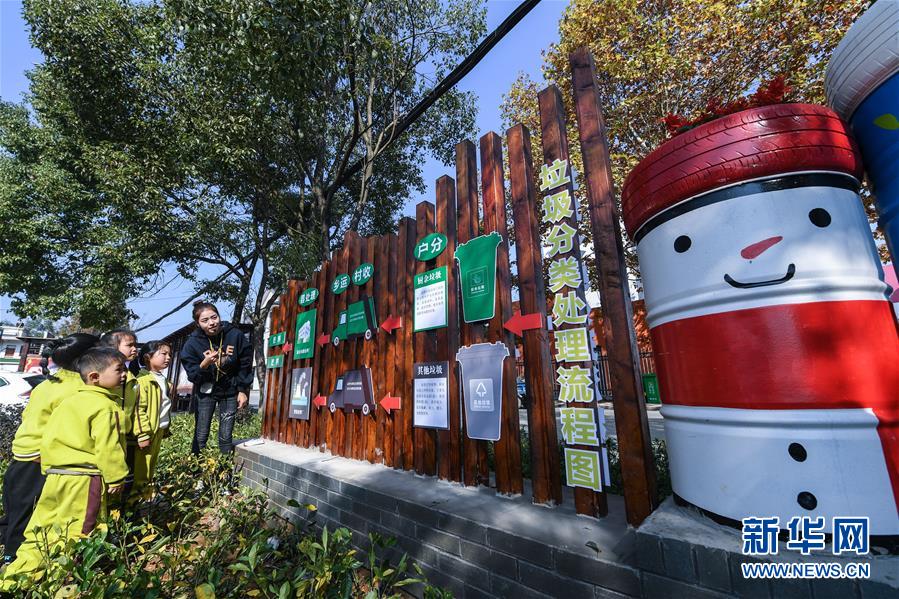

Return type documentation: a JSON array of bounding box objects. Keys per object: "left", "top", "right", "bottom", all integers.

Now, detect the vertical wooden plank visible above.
[
  {"left": 283, "top": 280, "right": 303, "bottom": 447},
  {"left": 569, "top": 47, "right": 657, "bottom": 525},
  {"left": 434, "top": 176, "right": 462, "bottom": 482},
  {"left": 480, "top": 132, "right": 524, "bottom": 496},
  {"left": 329, "top": 242, "right": 351, "bottom": 456},
  {"left": 270, "top": 301, "right": 286, "bottom": 443},
  {"left": 263, "top": 304, "right": 278, "bottom": 440},
  {"left": 343, "top": 232, "right": 364, "bottom": 459},
  {"left": 375, "top": 235, "right": 394, "bottom": 465},
  {"left": 277, "top": 290, "right": 292, "bottom": 444},
  {"left": 396, "top": 218, "right": 417, "bottom": 471},
  {"left": 309, "top": 260, "right": 334, "bottom": 450},
  {"left": 317, "top": 257, "right": 338, "bottom": 451},
  {"left": 454, "top": 140, "right": 491, "bottom": 487},
  {"left": 413, "top": 202, "right": 438, "bottom": 476},
  {"left": 359, "top": 236, "right": 379, "bottom": 463},
  {"left": 299, "top": 270, "right": 322, "bottom": 448},
  {"left": 508, "top": 122, "right": 564, "bottom": 507}
]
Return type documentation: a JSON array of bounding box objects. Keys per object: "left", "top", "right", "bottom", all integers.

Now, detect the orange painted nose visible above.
[{"left": 741, "top": 236, "right": 783, "bottom": 260}]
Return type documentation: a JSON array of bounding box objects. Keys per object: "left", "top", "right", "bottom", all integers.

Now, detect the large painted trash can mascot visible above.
[
  {"left": 621, "top": 103, "right": 899, "bottom": 535},
  {"left": 826, "top": 0, "right": 899, "bottom": 262}
]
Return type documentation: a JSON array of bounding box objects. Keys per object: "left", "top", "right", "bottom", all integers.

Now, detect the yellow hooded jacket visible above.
[
  {"left": 134, "top": 369, "right": 170, "bottom": 443},
  {"left": 112, "top": 370, "right": 139, "bottom": 444},
  {"left": 40, "top": 385, "right": 129, "bottom": 486},
  {"left": 11, "top": 369, "right": 83, "bottom": 462}
]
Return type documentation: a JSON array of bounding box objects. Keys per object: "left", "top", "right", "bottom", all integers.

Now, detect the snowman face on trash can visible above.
[
  {"left": 632, "top": 175, "right": 899, "bottom": 534},
  {"left": 636, "top": 179, "right": 887, "bottom": 328}
]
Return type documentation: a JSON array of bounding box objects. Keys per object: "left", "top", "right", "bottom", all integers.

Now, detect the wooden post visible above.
[
  {"left": 434, "top": 176, "right": 462, "bottom": 482},
  {"left": 507, "top": 123, "right": 564, "bottom": 507},
  {"left": 454, "top": 140, "right": 490, "bottom": 487},
  {"left": 414, "top": 202, "right": 438, "bottom": 476},
  {"left": 399, "top": 217, "right": 417, "bottom": 471},
  {"left": 374, "top": 235, "right": 393, "bottom": 465},
  {"left": 480, "top": 132, "right": 523, "bottom": 496},
  {"left": 569, "top": 47, "right": 657, "bottom": 525},
  {"left": 315, "top": 257, "right": 336, "bottom": 451},
  {"left": 344, "top": 232, "right": 364, "bottom": 459},
  {"left": 359, "top": 236, "right": 379, "bottom": 463},
  {"left": 284, "top": 280, "right": 304, "bottom": 447},
  {"left": 328, "top": 241, "right": 352, "bottom": 456}
]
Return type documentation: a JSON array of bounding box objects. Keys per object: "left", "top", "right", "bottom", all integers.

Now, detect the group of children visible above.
[{"left": 0, "top": 329, "right": 174, "bottom": 583}]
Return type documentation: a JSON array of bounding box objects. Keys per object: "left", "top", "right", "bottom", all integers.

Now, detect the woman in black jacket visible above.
[{"left": 180, "top": 301, "right": 253, "bottom": 454}]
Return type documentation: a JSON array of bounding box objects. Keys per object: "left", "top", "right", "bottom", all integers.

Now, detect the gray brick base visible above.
[{"left": 235, "top": 442, "right": 899, "bottom": 598}]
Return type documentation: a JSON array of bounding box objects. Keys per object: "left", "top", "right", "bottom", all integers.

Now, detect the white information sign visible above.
[
  {"left": 413, "top": 361, "right": 449, "bottom": 429},
  {"left": 413, "top": 266, "right": 448, "bottom": 332}
]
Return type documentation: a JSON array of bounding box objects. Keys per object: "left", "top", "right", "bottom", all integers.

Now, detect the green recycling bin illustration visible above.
[
  {"left": 454, "top": 232, "right": 502, "bottom": 323},
  {"left": 332, "top": 295, "right": 378, "bottom": 346},
  {"left": 456, "top": 341, "right": 510, "bottom": 441}
]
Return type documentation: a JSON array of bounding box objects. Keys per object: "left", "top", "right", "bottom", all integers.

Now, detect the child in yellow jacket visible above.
[
  {"left": 1, "top": 348, "right": 129, "bottom": 584},
  {"left": 132, "top": 341, "right": 174, "bottom": 500},
  {"left": 1, "top": 333, "right": 97, "bottom": 565},
  {"left": 99, "top": 329, "right": 140, "bottom": 498}
]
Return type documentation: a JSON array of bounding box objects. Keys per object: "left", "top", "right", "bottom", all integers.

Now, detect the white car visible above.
[{"left": 0, "top": 372, "right": 47, "bottom": 406}]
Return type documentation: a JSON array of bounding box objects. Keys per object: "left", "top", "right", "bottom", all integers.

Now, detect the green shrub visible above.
[
  {"left": 1, "top": 411, "right": 447, "bottom": 598},
  {"left": 0, "top": 403, "right": 25, "bottom": 463}
]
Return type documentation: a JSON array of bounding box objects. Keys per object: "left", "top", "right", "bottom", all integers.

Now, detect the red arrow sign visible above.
[
  {"left": 283, "top": 342, "right": 293, "bottom": 354},
  {"left": 503, "top": 310, "right": 544, "bottom": 336},
  {"left": 380, "top": 394, "right": 401, "bottom": 413},
  {"left": 316, "top": 333, "right": 331, "bottom": 347},
  {"left": 380, "top": 315, "right": 403, "bottom": 333},
  {"left": 313, "top": 394, "right": 327, "bottom": 408}
]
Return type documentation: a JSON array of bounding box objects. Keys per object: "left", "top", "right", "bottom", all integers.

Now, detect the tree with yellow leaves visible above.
[{"left": 502, "top": 0, "right": 876, "bottom": 277}]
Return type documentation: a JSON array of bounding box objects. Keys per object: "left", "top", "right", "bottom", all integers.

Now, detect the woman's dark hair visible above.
[
  {"left": 75, "top": 347, "right": 125, "bottom": 383},
  {"left": 41, "top": 333, "right": 99, "bottom": 379},
  {"left": 139, "top": 340, "right": 171, "bottom": 368},
  {"left": 192, "top": 301, "right": 219, "bottom": 323}
]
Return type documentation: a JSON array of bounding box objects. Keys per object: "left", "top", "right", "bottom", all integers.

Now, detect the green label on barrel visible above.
[
  {"left": 331, "top": 274, "right": 350, "bottom": 295},
  {"left": 454, "top": 232, "right": 501, "bottom": 323}
]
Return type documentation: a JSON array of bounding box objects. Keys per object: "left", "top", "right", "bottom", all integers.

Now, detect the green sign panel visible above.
[
  {"left": 414, "top": 232, "right": 448, "bottom": 262},
  {"left": 299, "top": 288, "right": 319, "bottom": 307},
  {"left": 352, "top": 263, "right": 374, "bottom": 285},
  {"left": 268, "top": 331, "right": 287, "bottom": 347},
  {"left": 332, "top": 274, "right": 350, "bottom": 295},
  {"left": 413, "top": 266, "right": 448, "bottom": 332},
  {"left": 642, "top": 373, "right": 661, "bottom": 405},
  {"left": 266, "top": 354, "right": 284, "bottom": 368},
  {"left": 454, "top": 232, "right": 501, "bottom": 323},
  {"left": 294, "top": 309, "right": 317, "bottom": 360}
]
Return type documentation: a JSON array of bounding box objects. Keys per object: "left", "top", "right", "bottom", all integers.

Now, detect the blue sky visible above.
[{"left": 0, "top": 0, "right": 569, "bottom": 336}]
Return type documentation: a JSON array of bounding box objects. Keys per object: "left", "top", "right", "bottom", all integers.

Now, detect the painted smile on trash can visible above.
[
  {"left": 724, "top": 236, "right": 794, "bottom": 288},
  {"left": 724, "top": 263, "right": 796, "bottom": 289}
]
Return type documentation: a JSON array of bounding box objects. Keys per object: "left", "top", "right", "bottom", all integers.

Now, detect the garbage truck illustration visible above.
[
  {"left": 328, "top": 367, "right": 376, "bottom": 416},
  {"left": 332, "top": 295, "right": 378, "bottom": 346}
]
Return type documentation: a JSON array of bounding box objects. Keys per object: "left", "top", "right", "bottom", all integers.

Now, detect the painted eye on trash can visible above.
[
  {"left": 808, "top": 208, "right": 832, "bottom": 228},
  {"left": 673, "top": 235, "right": 692, "bottom": 253}
]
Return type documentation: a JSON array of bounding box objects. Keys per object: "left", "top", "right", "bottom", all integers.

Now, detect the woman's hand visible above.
[
  {"left": 237, "top": 391, "right": 248, "bottom": 410},
  {"left": 201, "top": 349, "right": 219, "bottom": 369}
]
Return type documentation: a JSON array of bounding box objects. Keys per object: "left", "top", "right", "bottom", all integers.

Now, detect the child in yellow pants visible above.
[
  {"left": 1, "top": 348, "right": 129, "bottom": 587},
  {"left": 132, "top": 341, "right": 174, "bottom": 501}
]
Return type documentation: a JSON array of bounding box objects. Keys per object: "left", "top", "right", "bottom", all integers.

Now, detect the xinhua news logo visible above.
[{"left": 740, "top": 516, "right": 871, "bottom": 580}]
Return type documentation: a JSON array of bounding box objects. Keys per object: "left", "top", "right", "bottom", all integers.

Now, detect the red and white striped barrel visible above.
[{"left": 622, "top": 104, "right": 899, "bottom": 534}]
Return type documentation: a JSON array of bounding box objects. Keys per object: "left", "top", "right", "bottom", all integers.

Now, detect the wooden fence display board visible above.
[{"left": 261, "top": 48, "right": 656, "bottom": 523}]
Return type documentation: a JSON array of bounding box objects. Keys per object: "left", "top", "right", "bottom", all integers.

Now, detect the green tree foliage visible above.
[
  {"left": 501, "top": 0, "right": 871, "bottom": 279},
  {"left": 1, "top": 0, "right": 485, "bottom": 382}
]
